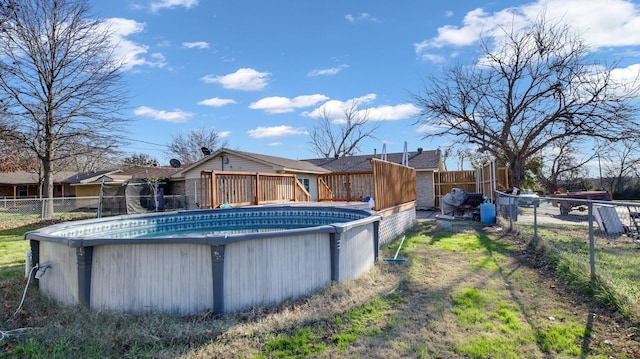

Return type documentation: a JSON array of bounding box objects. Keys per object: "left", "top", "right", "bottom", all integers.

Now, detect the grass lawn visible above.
[{"left": 1, "top": 218, "right": 639, "bottom": 358}]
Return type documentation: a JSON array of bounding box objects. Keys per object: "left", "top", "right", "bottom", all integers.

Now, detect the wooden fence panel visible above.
[
  {"left": 434, "top": 162, "right": 508, "bottom": 208},
  {"left": 371, "top": 159, "right": 416, "bottom": 210}
]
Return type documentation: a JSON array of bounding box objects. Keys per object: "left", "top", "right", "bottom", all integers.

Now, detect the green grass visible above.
[
  {"left": 523, "top": 224, "right": 640, "bottom": 320},
  {"left": 0, "top": 225, "right": 37, "bottom": 280},
  {"left": 259, "top": 296, "right": 394, "bottom": 357}
]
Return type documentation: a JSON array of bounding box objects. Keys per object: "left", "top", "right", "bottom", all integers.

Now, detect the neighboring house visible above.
[
  {"left": 171, "top": 148, "right": 332, "bottom": 209},
  {"left": 0, "top": 167, "right": 184, "bottom": 200},
  {"left": 0, "top": 170, "right": 112, "bottom": 199},
  {"left": 172, "top": 147, "right": 442, "bottom": 210},
  {"left": 305, "top": 147, "right": 442, "bottom": 210}
]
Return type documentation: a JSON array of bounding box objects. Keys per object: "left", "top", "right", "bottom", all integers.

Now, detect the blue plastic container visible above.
[{"left": 480, "top": 203, "right": 496, "bottom": 224}]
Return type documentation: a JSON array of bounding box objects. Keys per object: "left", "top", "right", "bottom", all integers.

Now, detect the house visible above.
[
  {"left": 0, "top": 167, "right": 184, "bottom": 201},
  {"left": 172, "top": 147, "right": 442, "bottom": 210},
  {"left": 0, "top": 170, "right": 114, "bottom": 199},
  {"left": 0, "top": 147, "right": 442, "bottom": 210},
  {"left": 171, "top": 148, "right": 331, "bottom": 209}
]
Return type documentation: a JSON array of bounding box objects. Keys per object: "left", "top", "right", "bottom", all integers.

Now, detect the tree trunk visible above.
[
  {"left": 42, "top": 157, "right": 55, "bottom": 219},
  {"left": 509, "top": 156, "right": 526, "bottom": 190}
]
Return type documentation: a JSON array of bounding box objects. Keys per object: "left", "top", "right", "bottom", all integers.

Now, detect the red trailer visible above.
[{"left": 551, "top": 191, "right": 612, "bottom": 215}]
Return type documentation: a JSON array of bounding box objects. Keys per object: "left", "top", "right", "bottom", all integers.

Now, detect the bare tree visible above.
[
  {"left": 167, "top": 127, "right": 228, "bottom": 165},
  {"left": 413, "top": 15, "right": 640, "bottom": 188},
  {"left": 309, "top": 100, "right": 380, "bottom": 158},
  {"left": 0, "top": 0, "right": 128, "bottom": 218},
  {"left": 122, "top": 153, "right": 158, "bottom": 168},
  {"left": 57, "top": 136, "right": 121, "bottom": 172},
  {"left": 601, "top": 140, "right": 640, "bottom": 195},
  {"left": 537, "top": 137, "right": 593, "bottom": 193}
]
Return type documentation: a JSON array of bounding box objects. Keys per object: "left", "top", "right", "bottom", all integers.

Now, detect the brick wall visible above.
[{"left": 416, "top": 171, "right": 435, "bottom": 210}]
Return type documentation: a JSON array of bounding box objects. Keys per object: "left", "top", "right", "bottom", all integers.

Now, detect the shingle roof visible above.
[
  {"left": 0, "top": 171, "right": 79, "bottom": 185},
  {"left": 116, "top": 166, "right": 183, "bottom": 179},
  {"left": 305, "top": 149, "right": 441, "bottom": 173},
  {"left": 173, "top": 148, "right": 331, "bottom": 177},
  {"left": 60, "top": 170, "right": 118, "bottom": 184},
  {"left": 233, "top": 149, "right": 331, "bottom": 174}
]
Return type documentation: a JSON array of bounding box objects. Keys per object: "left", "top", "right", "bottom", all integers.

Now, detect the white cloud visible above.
[
  {"left": 415, "top": 123, "right": 445, "bottom": 134},
  {"left": 247, "top": 125, "right": 308, "bottom": 139},
  {"left": 418, "top": 54, "right": 446, "bottom": 64},
  {"left": 308, "top": 64, "right": 349, "bottom": 77},
  {"left": 104, "top": 18, "right": 166, "bottom": 71},
  {"left": 249, "top": 94, "right": 329, "bottom": 114},
  {"left": 197, "top": 97, "right": 237, "bottom": 107},
  {"left": 304, "top": 94, "right": 419, "bottom": 123},
  {"left": 520, "top": 0, "right": 640, "bottom": 48},
  {"left": 367, "top": 104, "right": 421, "bottom": 121},
  {"left": 201, "top": 68, "right": 271, "bottom": 91},
  {"left": 133, "top": 106, "right": 193, "bottom": 123},
  {"left": 610, "top": 63, "right": 640, "bottom": 85},
  {"left": 218, "top": 131, "right": 231, "bottom": 138},
  {"left": 150, "top": 0, "right": 198, "bottom": 13},
  {"left": 183, "top": 41, "right": 210, "bottom": 49},
  {"left": 415, "top": 0, "right": 640, "bottom": 59},
  {"left": 345, "top": 13, "right": 379, "bottom": 23},
  {"left": 268, "top": 142, "right": 283, "bottom": 147}
]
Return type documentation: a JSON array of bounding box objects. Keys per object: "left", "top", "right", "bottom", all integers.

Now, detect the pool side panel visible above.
[
  {"left": 223, "top": 232, "right": 331, "bottom": 313},
  {"left": 38, "top": 241, "right": 79, "bottom": 306},
  {"left": 337, "top": 223, "right": 376, "bottom": 282},
  {"left": 90, "top": 243, "right": 213, "bottom": 315}
]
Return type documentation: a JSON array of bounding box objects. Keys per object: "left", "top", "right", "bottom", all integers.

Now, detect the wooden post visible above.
[
  {"left": 255, "top": 173, "right": 260, "bottom": 205},
  {"left": 210, "top": 172, "right": 217, "bottom": 208}
]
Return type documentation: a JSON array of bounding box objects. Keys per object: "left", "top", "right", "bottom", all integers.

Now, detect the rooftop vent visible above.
[{"left": 417, "top": 147, "right": 423, "bottom": 153}]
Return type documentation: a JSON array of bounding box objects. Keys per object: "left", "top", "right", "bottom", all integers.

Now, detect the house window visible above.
[
  {"left": 17, "top": 186, "right": 27, "bottom": 197},
  {"left": 298, "top": 178, "right": 310, "bottom": 192}
]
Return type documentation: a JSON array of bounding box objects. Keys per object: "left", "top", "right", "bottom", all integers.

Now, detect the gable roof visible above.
[
  {"left": 61, "top": 170, "right": 120, "bottom": 184},
  {"left": 173, "top": 148, "right": 331, "bottom": 177},
  {"left": 233, "top": 149, "right": 331, "bottom": 174},
  {"left": 305, "top": 148, "right": 441, "bottom": 173}
]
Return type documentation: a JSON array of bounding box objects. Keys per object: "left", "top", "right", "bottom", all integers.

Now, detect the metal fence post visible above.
[
  {"left": 533, "top": 199, "right": 538, "bottom": 244},
  {"left": 41, "top": 198, "right": 46, "bottom": 219},
  {"left": 588, "top": 202, "right": 596, "bottom": 279}
]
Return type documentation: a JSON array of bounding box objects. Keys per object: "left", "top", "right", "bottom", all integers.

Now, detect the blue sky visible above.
[{"left": 91, "top": 0, "right": 640, "bottom": 166}]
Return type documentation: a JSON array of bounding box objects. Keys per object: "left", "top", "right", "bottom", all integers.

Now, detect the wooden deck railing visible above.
[
  {"left": 317, "top": 178, "right": 333, "bottom": 201},
  {"left": 317, "top": 172, "right": 374, "bottom": 202},
  {"left": 200, "top": 171, "right": 310, "bottom": 208}
]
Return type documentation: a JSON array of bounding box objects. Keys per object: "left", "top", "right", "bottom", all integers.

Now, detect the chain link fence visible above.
[
  {"left": 495, "top": 191, "right": 640, "bottom": 319},
  {"left": 0, "top": 195, "right": 188, "bottom": 219}
]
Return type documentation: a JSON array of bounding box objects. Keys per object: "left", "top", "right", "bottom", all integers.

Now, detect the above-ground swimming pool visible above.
[{"left": 25, "top": 205, "right": 382, "bottom": 315}]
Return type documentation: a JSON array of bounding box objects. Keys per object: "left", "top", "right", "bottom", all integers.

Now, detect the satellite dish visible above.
[
  {"left": 201, "top": 147, "right": 211, "bottom": 156},
  {"left": 169, "top": 159, "right": 181, "bottom": 168}
]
